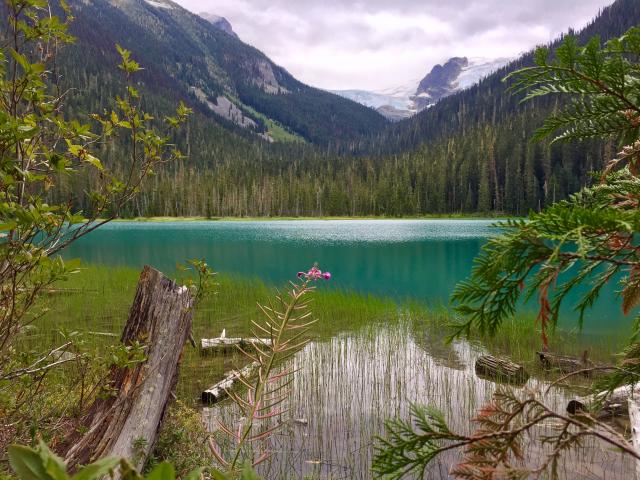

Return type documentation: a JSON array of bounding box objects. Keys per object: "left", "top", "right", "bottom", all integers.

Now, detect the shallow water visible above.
[
  {"left": 55, "top": 220, "right": 633, "bottom": 477},
  {"left": 202, "top": 322, "right": 633, "bottom": 479},
  {"left": 65, "top": 219, "right": 622, "bottom": 333}
]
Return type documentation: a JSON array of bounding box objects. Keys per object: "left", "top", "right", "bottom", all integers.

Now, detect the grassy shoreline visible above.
[
  {"left": 111, "top": 214, "right": 518, "bottom": 222},
  {"left": 31, "top": 265, "right": 623, "bottom": 367}
]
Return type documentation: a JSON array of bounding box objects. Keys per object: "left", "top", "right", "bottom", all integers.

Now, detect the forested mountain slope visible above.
[
  {"left": 301, "top": 0, "right": 640, "bottom": 216},
  {"left": 60, "top": 0, "right": 388, "bottom": 146},
  {"left": 357, "top": 0, "right": 640, "bottom": 155},
  {"left": 10, "top": 0, "right": 639, "bottom": 217}
]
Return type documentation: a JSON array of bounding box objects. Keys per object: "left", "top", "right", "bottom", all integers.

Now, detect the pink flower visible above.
[{"left": 298, "top": 264, "right": 331, "bottom": 281}]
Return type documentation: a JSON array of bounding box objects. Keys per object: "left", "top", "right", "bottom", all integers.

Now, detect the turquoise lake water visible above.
[{"left": 65, "top": 219, "right": 623, "bottom": 333}]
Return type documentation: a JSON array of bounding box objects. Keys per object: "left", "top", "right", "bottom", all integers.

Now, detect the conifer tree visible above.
[{"left": 374, "top": 25, "right": 640, "bottom": 479}]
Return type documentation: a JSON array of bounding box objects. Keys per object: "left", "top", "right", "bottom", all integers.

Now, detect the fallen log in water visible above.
[
  {"left": 475, "top": 355, "right": 529, "bottom": 384},
  {"left": 200, "top": 337, "right": 272, "bottom": 354},
  {"left": 51, "top": 350, "right": 78, "bottom": 362},
  {"left": 202, "top": 362, "right": 259, "bottom": 404},
  {"left": 537, "top": 350, "right": 592, "bottom": 375},
  {"left": 64, "top": 266, "right": 194, "bottom": 474},
  {"left": 629, "top": 397, "right": 640, "bottom": 477},
  {"left": 567, "top": 384, "right": 640, "bottom": 417}
]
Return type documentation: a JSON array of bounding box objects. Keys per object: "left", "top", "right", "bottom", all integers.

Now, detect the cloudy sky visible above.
[{"left": 174, "top": 0, "right": 615, "bottom": 91}]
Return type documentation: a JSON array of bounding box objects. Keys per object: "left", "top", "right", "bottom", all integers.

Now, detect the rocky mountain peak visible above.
[
  {"left": 199, "top": 12, "right": 238, "bottom": 38},
  {"left": 412, "top": 57, "right": 469, "bottom": 110},
  {"left": 331, "top": 56, "right": 511, "bottom": 120}
]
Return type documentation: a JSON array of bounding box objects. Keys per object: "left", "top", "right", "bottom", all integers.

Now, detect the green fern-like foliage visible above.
[
  {"left": 373, "top": 388, "right": 639, "bottom": 480},
  {"left": 375, "top": 25, "right": 640, "bottom": 480},
  {"left": 507, "top": 27, "right": 640, "bottom": 145},
  {"left": 453, "top": 26, "right": 640, "bottom": 347},
  {"left": 373, "top": 404, "right": 463, "bottom": 479},
  {"left": 451, "top": 167, "right": 640, "bottom": 345}
]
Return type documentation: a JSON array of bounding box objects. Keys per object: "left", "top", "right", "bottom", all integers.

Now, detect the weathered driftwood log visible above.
[
  {"left": 537, "top": 350, "right": 592, "bottom": 375},
  {"left": 200, "top": 337, "right": 272, "bottom": 354},
  {"left": 51, "top": 350, "right": 78, "bottom": 362},
  {"left": 628, "top": 397, "right": 640, "bottom": 478},
  {"left": 202, "top": 362, "right": 258, "bottom": 404},
  {"left": 475, "top": 355, "right": 529, "bottom": 383},
  {"left": 567, "top": 384, "right": 640, "bottom": 417},
  {"left": 64, "top": 266, "right": 194, "bottom": 473}
]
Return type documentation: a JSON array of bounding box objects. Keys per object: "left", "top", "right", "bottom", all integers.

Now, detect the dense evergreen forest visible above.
[{"left": 41, "top": 0, "right": 640, "bottom": 216}]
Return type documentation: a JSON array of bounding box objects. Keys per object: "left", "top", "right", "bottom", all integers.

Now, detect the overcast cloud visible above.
[{"left": 174, "top": 0, "right": 616, "bottom": 91}]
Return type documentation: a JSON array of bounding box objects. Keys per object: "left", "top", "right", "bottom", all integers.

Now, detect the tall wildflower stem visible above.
[
  {"left": 229, "top": 278, "right": 310, "bottom": 470},
  {"left": 207, "top": 264, "right": 329, "bottom": 474}
]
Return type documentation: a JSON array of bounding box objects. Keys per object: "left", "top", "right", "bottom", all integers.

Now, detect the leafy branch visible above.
[{"left": 373, "top": 389, "right": 638, "bottom": 480}]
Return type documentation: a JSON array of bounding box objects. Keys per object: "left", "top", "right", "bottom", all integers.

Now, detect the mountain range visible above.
[
  {"left": 58, "top": 0, "right": 387, "bottom": 146},
  {"left": 332, "top": 56, "right": 512, "bottom": 120},
  {"left": 6, "top": 0, "right": 639, "bottom": 218}
]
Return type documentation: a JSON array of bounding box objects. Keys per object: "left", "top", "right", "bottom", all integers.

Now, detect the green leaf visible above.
[
  {"left": 38, "top": 441, "right": 68, "bottom": 480},
  {"left": 239, "top": 463, "right": 262, "bottom": 480},
  {"left": 0, "top": 221, "right": 17, "bottom": 231},
  {"left": 71, "top": 457, "right": 119, "bottom": 480},
  {"left": 83, "top": 153, "right": 103, "bottom": 171},
  {"left": 10, "top": 49, "right": 30, "bottom": 71},
  {"left": 183, "top": 467, "right": 205, "bottom": 480},
  {"left": 145, "top": 462, "right": 175, "bottom": 480},
  {"left": 209, "top": 470, "right": 231, "bottom": 480},
  {"left": 8, "top": 444, "right": 53, "bottom": 480}
]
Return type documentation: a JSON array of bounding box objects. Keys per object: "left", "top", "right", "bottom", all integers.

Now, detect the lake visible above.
[
  {"left": 48, "top": 220, "right": 633, "bottom": 478},
  {"left": 66, "top": 219, "right": 624, "bottom": 334}
]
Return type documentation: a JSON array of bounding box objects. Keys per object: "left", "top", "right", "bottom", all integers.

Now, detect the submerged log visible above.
[
  {"left": 567, "top": 384, "right": 640, "bottom": 417},
  {"left": 200, "top": 337, "right": 272, "bottom": 354},
  {"left": 202, "top": 362, "right": 258, "bottom": 404},
  {"left": 475, "top": 355, "right": 529, "bottom": 384},
  {"left": 537, "top": 350, "right": 592, "bottom": 375},
  {"left": 64, "top": 266, "right": 194, "bottom": 473}
]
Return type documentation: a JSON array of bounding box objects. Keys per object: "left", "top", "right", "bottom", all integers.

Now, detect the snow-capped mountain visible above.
[
  {"left": 332, "top": 56, "right": 512, "bottom": 121},
  {"left": 330, "top": 89, "right": 410, "bottom": 111},
  {"left": 457, "top": 57, "right": 512, "bottom": 90},
  {"left": 330, "top": 80, "right": 418, "bottom": 120}
]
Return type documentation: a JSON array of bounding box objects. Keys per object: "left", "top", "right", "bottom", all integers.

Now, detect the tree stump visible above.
[
  {"left": 64, "top": 266, "right": 194, "bottom": 473},
  {"left": 475, "top": 355, "right": 529, "bottom": 384}
]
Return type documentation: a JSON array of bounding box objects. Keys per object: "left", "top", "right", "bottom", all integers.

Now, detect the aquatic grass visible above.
[
  {"left": 8, "top": 265, "right": 632, "bottom": 479},
  {"left": 19, "top": 266, "right": 400, "bottom": 401},
  {"left": 22, "top": 265, "right": 625, "bottom": 403},
  {"left": 206, "top": 320, "right": 633, "bottom": 479},
  {"left": 403, "top": 302, "right": 623, "bottom": 367}
]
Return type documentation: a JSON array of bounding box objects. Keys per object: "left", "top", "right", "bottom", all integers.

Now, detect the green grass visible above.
[
  {"left": 24, "top": 265, "right": 623, "bottom": 400},
  {"left": 241, "top": 107, "right": 306, "bottom": 143},
  {"left": 229, "top": 97, "right": 306, "bottom": 144},
  {"left": 20, "top": 266, "right": 401, "bottom": 403}
]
